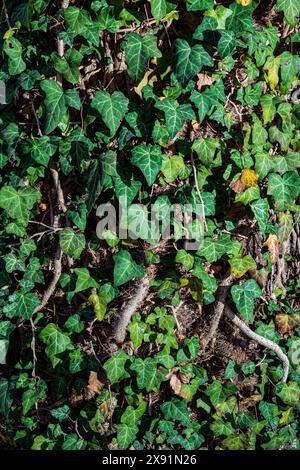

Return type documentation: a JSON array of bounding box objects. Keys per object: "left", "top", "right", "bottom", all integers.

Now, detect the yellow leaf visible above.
[
  {"left": 264, "top": 56, "right": 280, "bottom": 90},
  {"left": 134, "top": 69, "right": 157, "bottom": 99},
  {"left": 241, "top": 168, "right": 258, "bottom": 189},
  {"left": 236, "top": 0, "right": 252, "bottom": 5}
]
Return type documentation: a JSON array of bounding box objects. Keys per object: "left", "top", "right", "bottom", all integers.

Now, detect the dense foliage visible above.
[{"left": 0, "top": 0, "right": 300, "bottom": 451}]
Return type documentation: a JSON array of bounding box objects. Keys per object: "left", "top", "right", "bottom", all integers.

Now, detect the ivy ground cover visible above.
[{"left": 0, "top": 0, "right": 300, "bottom": 451}]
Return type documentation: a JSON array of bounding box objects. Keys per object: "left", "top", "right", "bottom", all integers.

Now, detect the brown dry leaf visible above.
[
  {"left": 179, "top": 372, "right": 190, "bottom": 384},
  {"left": 196, "top": 73, "right": 215, "bottom": 91},
  {"left": 170, "top": 374, "right": 182, "bottom": 395},
  {"left": 263, "top": 234, "right": 279, "bottom": 264},
  {"left": 230, "top": 175, "right": 246, "bottom": 193},
  {"left": 86, "top": 371, "right": 103, "bottom": 399},
  {"left": 70, "top": 391, "right": 84, "bottom": 406},
  {"left": 240, "top": 168, "right": 258, "bottom": 189}
]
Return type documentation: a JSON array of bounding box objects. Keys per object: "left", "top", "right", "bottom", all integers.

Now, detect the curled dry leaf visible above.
[
  {"left": 86, "top": 371, "right": 104, "bottom": 399},
  {"left": 196, "top": 73, "right": 215, "bottom": 91},
  {"left": 263, "top": 234, "right": 279, "bottom": 264}
]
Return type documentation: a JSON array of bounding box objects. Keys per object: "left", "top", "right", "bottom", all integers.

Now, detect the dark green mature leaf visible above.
[
  {"left": 3, "top": 38, "right": 26, "bottom": 75},
  {"left": 123, "top": 33, "right": 161, "bottom": 83},
  {"left": 156, "top": 99, "right": 195, "bottom": 139},
  {"left": 174, "top": 39, "right": 213, "bottom": 84},
  {"left": 91, "top": 91, "right": 129, "bottom": 136},
  {"left": 113, "top": 250, "right": 145, "bottom": 286},
  {"left": 40, "top": 323, "right": 74, "bottom": 367},
  {"left": 60, "top": 228, "right": 86, "bottom": 259},
  {"left": 131, "top": 144, "right": 163, "bottom": 185},
  {"left": 161, "top": 398, "right": 190, "bottom": 424},
  {"left": 40, "top": 80, "right": 67, "bottom": 134}
]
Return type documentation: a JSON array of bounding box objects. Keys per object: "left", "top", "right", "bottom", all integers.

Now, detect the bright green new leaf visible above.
[
  {"left": 276, "top": 0, "right": 300, "bottom": 26},
  {"left": 231, "top": 279, "right": 262, "bottom": 321},
  {"left": 267, "top": 171, "right": 300, "bottom": 211},
  {"left": 103, "top": 349, "right": 131, "bottom": 384}
]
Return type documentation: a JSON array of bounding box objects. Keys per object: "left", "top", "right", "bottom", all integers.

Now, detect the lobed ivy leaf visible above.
[
  {"left": 3, "top": 38, "right": 26, "bottom": 75},
  {"left": 91, "top": 91, "right": 129, "bottom": 137},
  {"left": 174, "top": 39, "right": 213, "bottom": 84},
  {"left": 276, "top": 0, "right": 300, "bottom": 26},
  {"left": 123, "top": 33, "right": 161, "bottom": 83},
  {"left": 40, "top": 323, "right": 74, "bottom": 367},
  {"left": 156, "top": 99, "right": 195, "bottom": 139},
  {"left": 113, "top": 250, "right": 145, "bottom": 287},
  {"left": 59, "top": 228, "right": 86, "bottom": 260},
  {"left": 131, "top": 144, "right": 163, "bottom": 185},
  {"left": 40, "top": 80, "right": 67, "bottom": 134},
  {"left": 231, "top": 279, "right": 262, "bottom": 322}
]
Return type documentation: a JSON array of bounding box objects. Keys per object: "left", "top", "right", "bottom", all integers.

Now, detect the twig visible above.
[
  {"left": 57, "top": 0, "right": 70, "bottom": 85},
  {"left": 2, "top": 0, "right": 11, "bottom": 28},
  {"left": 191, "top": 152, "right": 207, "bottom": 231},
  {"left": 30, "top": 319, "right": 37, "bottom": 378},
  {"left": 50, "top": 168, "right": 68, "bottom": 214},
  {"left": 31, "top": 101, "right": 43, "bottom": 137},
  {"left": 114, "top": 276, "right": 150, "bottom": 344},
  {"left": 33, "top": 245, "right": 62, "bottom": 314},
  {"left": 204, "top": 274, "right": 234, "bottom": 349},
  {"left": 225, "top": 306, "right": 289, "bottom": 382}
]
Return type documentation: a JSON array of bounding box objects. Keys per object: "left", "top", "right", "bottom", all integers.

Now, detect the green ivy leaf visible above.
[
  {"left": 0, "top": 186, "right": 40, "bottom": 226},
  {"left": 60, "top": 228, "right": 85, "bottom": 259},
  {"left": 250, "top": 198, "right": 269, "bottom": 232},
  {"left": 123, "top": 33, "right": 161, "bottom": 83},
  {"left": 3, "top": 38, "right": 26, "bottom": 75},
  {"left": 231, "top": 279, "right": 262, "bottom": 322},
  {"left": 156, "top": 99, "right": 195, "bottom": 139},
  {"left": 267, "top": 171, "right": 300, "bottom": 211},
  {"left": 52, "top": 49, "right": 83, "bottom": 84},
  {"left": 130, "top": 357, "right": 163, "bottom": 391},
  {"left": 192, "top": 138, "right": 221, "bottom": 167},
  {"left": 91, "top": 91, "right": 129, "bottom": 137},
  {"left": 150, "top": 0, "right": 167, "bottom": 20},
  {"left": 131, "top": 144, "right": 163, "bottom": 185},
  {"left": 117, "top": 423, "right": 139, "bottom": 450},
  {"left": 103, "top": 350, "right": 131, "bottom": 384},
  {"left": 217, "top": 31, "right": 236, "bottom": 58},
  {"left": 40, "top": 80, "right": 67, "bottom": 134},
  {"left": 113, "top": 250, "right": 145, "bottom": 286},
  {"left": 276, "top": 0, "right": 300, "bottom": 26},
  {"left": 40, "top": 323, "right": 74, "bottom": 367},
  {"left": 161, "top": 398, "right": 190, "bottom": 424},
  {"left": 174, "top": 39, "right": 213, "bottom": 84}
]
